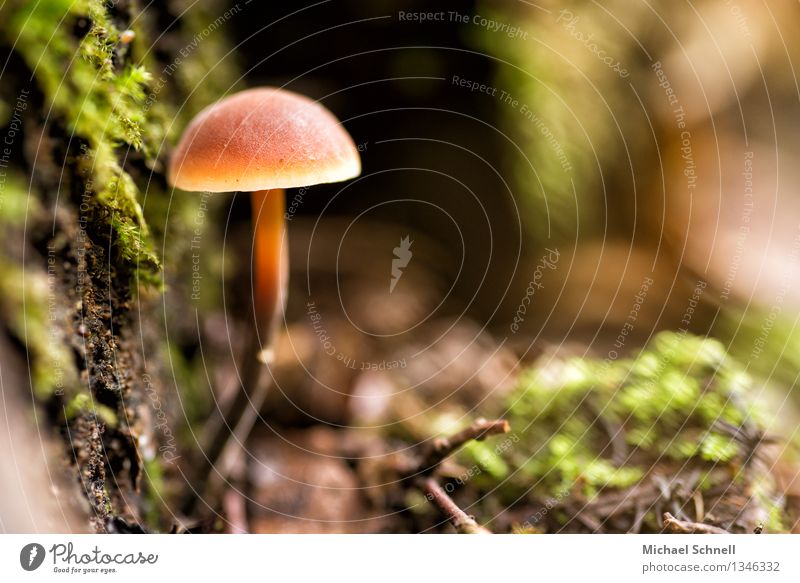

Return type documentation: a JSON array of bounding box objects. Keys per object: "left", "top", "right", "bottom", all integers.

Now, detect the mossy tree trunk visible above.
[{"left": 0, "top": 0, "right": 239, "bottom": 532}]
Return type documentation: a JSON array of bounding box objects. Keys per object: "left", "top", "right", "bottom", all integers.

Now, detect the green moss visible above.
[
  {"left": 0, "top": 258, "right": 80, "bottom": 398},
  {"left": 0, "top": 176, "right": 79, "bottom": 398},
  {"left": 4, "top": 0, "right": 164, "bottom": 280},
  {"left": 64, "top": 392, "right": 118, "bottom": 427},
  {"left": 461, "top": 332, "right": 783, "bottom": 524},
  {"left": 141, "top": 457, "right": 167, "bottom": 530},
  {"left": 4, "top": 0, "right": 243, "bottom": 289},
  {"left": 171, "top": 5, "right": 243, "bottom": 125},
  {"left": 472, "top": 1, "right": 651, "bottom": 243},
  {"left": 0, "top": 170, "right": 31, "bottom": 226},
  {"left": 463, "top": 440, "right": 510, "bottom": 479},
  {"left": 2, "top": 0, "right": 242, "bottom": 527},
  {"left": 717, "top": 306, "right": 800, "bottom": 442}
]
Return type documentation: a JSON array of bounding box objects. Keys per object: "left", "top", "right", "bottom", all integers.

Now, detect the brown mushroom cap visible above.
[{"left": 168, "top": 88, "right": 361, "bottom": 192}]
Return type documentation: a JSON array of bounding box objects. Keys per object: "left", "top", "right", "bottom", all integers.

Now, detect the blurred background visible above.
[{"left": 2, "top": 0, "right": 800, "bottom": 533}]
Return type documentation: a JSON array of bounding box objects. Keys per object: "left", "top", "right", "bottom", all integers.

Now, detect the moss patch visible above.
[
  {"left": 460, "top": 331, "right": 786, "bottom": 532},
  {"left": 0, "top": 0, "right": 241, "bottom": 530},
  {"left": 4, "top": 0, "right": 166, "bottom": 280}
]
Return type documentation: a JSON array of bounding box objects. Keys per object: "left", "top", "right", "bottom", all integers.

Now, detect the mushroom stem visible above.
[{"left": 250, "top": 188, "right": 287, "bottom": 363}]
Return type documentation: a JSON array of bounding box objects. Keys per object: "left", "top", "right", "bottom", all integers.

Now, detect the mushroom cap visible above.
[{"left": 168, "top": 88, "right": 361, "bottom": 192}]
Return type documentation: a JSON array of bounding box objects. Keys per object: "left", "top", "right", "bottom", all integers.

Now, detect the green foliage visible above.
[
  {"left": 64, "top": 392, "right": 118, "bottom": 427},
  {"left": 0, "top": 174, "right": 80, "bottom": 398},
  {"left": 0, "top": 258, "right": 79, "bottom": 399},
  {"left": 462, "top": 332, "right": 775, "bottom": 504},
  {"left": 0, "top": 170, "right": 30, "bottom": 226},
  {"left": 472, "top": 1, "right": 651, "bottom": 243},
  {"left": 1, "top": 0, "right": 241, "bottom": 529},
  {"left": 4, "top": 0, "right": 164, "bottom": 279},
  {"left": 717, "top": 306, "right": 800, "bottom": 397}
]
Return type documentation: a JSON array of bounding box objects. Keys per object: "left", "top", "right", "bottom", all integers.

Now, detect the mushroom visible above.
[
  {"left": 168, "top": 87, "right": 361, "bottom": 504},
  {"left": 169, "top": 87, "right": 360, "bottom": 359}
]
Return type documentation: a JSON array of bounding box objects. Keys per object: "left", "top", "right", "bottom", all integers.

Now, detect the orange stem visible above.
[{"left": 250, "top": 189, "right": 287, "bottom": 362}]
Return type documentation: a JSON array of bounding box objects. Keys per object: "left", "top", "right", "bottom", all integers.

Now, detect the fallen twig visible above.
[
  {"left": 423, "top": 418, "right": 510, "bottom": 470},
  {"left": 662, "top": 512, "right": 730, "bottom": 534},
  {"left": 421, "top": 478, "right": 491, "bottom": 534},
  {"left": 411, "top": 418, "right": 509, "bottom": 533}
]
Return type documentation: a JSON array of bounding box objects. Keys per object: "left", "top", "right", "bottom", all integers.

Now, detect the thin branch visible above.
[
  {"left": 662, "top": 512, "right": 730, "bottom": 534},
  {"left": 423, "top": 418, "right": 510, "bottom": 470},
  {"left": 411, "top": 418, "right": 510, "bottom": 534},
  {"left": 421, "top": 478, "right": 491, "bottom": 534}
]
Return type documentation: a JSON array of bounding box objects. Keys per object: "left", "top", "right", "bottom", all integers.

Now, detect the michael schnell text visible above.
[{"left": 643, "top": 544, "right": 736, "bottom": 556}]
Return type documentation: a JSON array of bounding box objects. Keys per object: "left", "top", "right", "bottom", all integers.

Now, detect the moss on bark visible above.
[{"left": 0, "top": 0, "right": 239, "bottom": 531}]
